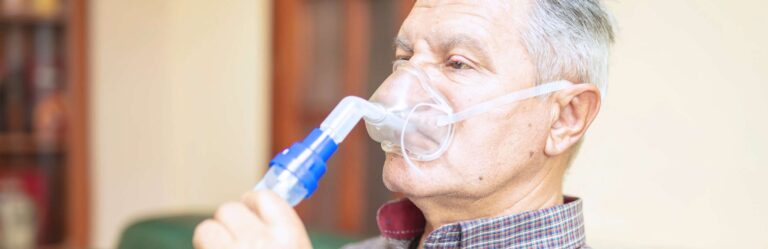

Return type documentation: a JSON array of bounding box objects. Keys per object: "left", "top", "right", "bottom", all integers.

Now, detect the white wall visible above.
[
  {"left": 565, "top": 1, "right": 768, "bottom": 248},
  {"left": 90, "top": 0, "right": 270, "bottom": 247}
]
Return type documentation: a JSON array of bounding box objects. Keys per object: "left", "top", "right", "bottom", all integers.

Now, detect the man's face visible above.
[{"left": 382, "top": 0, "right": 554, "bottom": 199}]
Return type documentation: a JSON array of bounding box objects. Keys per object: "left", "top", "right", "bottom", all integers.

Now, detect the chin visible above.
[
  {"left": 382, "top": 153, "right": 420, "bottom": 194},
  {"left": 381, "top": 153, "right": 449, "bottom": 198}
]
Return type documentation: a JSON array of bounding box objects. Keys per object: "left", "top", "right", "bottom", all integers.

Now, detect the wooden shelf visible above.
[
  {"left": 0, "top": 132, "right": 64, "bottom": 156},
  {"left": 0, "top": 13, "right": 64, "bottom": 26}
]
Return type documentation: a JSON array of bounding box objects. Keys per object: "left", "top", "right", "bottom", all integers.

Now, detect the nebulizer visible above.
[{"left": 253, "top": 61, "right": 574, "bottom": 206}]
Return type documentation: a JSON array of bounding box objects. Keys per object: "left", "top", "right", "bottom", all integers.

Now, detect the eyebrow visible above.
[{"left": 393, "top": 35, "right": 495, "bottom": 71}]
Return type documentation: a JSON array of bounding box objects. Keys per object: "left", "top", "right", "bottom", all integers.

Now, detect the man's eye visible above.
[
  {"left": 447, "top": 56, "right": 471, "bottom": 70},
  {"left": 395, "top": 55, "right": 411, "bottom": 61},
  {"left": 392, "top": 57, "right": 410, "bottom": 71}
]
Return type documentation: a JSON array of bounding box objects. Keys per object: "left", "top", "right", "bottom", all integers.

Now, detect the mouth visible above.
[
  {"left": 379, "top": 132, "right": 445, "bottom": 158},
  {"left": 385, "top": 152, "right": 425, "bottom": 168}
]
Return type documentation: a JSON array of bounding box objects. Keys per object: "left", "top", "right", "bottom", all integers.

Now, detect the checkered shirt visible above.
[{"left": 343, "top": 196, "right": 587, "bottom": 249}]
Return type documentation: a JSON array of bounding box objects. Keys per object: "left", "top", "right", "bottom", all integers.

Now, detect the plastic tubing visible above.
[{"left": 320, "top": 96, "right": 394, "bottom": 144}]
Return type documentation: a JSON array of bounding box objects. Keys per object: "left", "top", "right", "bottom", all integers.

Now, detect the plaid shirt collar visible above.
[{"left": 376, "top": 196, "right": 587, "bottom": 249}]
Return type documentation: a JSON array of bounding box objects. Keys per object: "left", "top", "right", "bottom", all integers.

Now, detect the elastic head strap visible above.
[{"left": 436, "top": 80, "right": 575, "bottom": 126}]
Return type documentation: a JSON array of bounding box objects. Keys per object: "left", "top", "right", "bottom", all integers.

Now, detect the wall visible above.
[
  {"left": 565, "top": 1, "right": 768, "bottom": 248},
  {"left": 90, "top": 0, "right": 270, "bottom": 247}
]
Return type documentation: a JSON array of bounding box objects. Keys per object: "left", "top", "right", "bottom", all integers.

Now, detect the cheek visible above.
[
  {"left": 494, "top": 105, "right": 551, "bottom": 157},
  {"left": 444, "top": 117, "right": 511, "bottom": 175},
  {"left": 445, "top": 104, "right": 549, "bottom": 175}
]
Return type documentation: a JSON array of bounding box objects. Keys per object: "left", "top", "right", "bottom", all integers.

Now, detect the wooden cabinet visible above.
[{"left": 0, "top": 0, "right": 88, "bottom": 247}]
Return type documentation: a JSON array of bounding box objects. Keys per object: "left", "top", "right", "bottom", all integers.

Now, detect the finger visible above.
[
  {"left": 242, "top": 190, "right": 303, "bottom": 227},
  {"left": 193, "top": 219, "right": 235, "bottom": 249},
  {"left": 214, "top": 202, "right": 262, "bottom": 240}
]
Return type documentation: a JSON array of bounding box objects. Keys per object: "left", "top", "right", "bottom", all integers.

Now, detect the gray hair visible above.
[{"left": 521, "top": 0, "right": 616, "bottom": 95}]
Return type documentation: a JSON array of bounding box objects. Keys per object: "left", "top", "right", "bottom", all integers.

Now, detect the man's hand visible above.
[{"left": 193, "top": 190, "right": 312, "bottom": 249}]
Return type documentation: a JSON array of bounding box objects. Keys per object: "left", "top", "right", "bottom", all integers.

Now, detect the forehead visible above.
[{"left": 400, "top": 0, "right": 529, "bottom": 52}]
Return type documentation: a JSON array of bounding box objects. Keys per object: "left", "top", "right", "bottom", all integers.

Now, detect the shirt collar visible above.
[{"left": 376, "top": 196, "right": 587, "bottom": 248}]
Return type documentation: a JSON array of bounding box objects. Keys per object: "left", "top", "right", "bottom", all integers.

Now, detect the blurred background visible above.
[{"left": 0, "top": 0, "right": 765, "bottom": 248}]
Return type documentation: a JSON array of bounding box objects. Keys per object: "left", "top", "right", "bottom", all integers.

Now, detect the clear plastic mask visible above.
[
  {"left": 365, "top": 62, "right": 454, "bottom": 161},
  {"left": 364, "top": 61, "right": 574, "bottom": 164}
]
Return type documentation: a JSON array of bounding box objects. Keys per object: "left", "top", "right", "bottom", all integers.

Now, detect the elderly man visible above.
[{"left": 193, "top": 0, "right": 614, "bottom": 248}]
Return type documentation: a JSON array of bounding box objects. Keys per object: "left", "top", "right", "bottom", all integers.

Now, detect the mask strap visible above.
[{"left": 436, "top": 80, "right": 574, "bottom": 126}]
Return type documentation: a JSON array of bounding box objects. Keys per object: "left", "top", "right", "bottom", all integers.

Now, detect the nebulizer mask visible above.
[
  {"left": 253, "top": 60, "right": 574, "bottom": 206},
  {"left": 364, "top": 61, "right": 574, "bottom": 167}
]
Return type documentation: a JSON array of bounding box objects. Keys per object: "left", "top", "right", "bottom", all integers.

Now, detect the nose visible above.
[{"left": 368, "top": 63, "right": 435, "bottom": 113}]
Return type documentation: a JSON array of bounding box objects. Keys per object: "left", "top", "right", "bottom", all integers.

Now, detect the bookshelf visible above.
[{"left": 0, "top": 0, "right": 88, "bottom": 248}]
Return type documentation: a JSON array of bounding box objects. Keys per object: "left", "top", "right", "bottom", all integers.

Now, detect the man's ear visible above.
[{"left": 544, "top": 83, "right": 601, "bottom": 156}]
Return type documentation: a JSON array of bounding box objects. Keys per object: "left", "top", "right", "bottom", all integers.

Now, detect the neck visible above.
[{"left": 412, "top": 157, "right": 567, "bottom": 247}]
